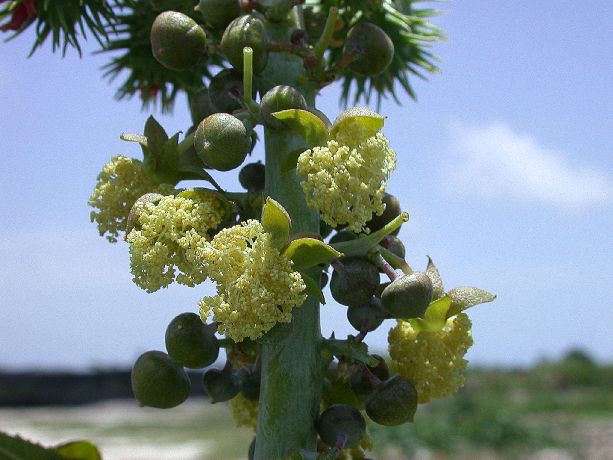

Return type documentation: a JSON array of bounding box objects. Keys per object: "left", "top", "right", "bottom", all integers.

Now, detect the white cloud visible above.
[{"left": 443, "top": 122, "right": 613, "bottom": 208}]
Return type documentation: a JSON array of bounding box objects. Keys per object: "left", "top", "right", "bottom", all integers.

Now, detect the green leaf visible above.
[
  {"left": 144, "top": 115, "right": 168, "bottom": 151},
  {"left": 300, "top": 272, "right": 325, "bottom": 304},
  {"left": 283, "top": 238, "right": 342, "bottom": 271},
  {"left": 55, "top": 441, "right": 102, "bottom": 460},
  {"left": 446, "top": 287, "right": 496, "bottom": 318},
  {"left": 325, "top": 338, "right": 378, "bottom": 367},
  {"left": 262, "top": 197, "right": 291, "bottom": 248},
  {"left": 330, "top": 107, "right": 385, "bottom": 140},
  {"left": 272, "top": 109, "right": 329, "bottom": 147},
  {"left": 0, "top": 431, "right": 64, "bottom": 460},
  {"left": 426, "top": 256, "right": 444, "bottom": 300}
]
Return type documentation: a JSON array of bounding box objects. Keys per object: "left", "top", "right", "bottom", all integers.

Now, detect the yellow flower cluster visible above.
[
  {"left": 198, "top": 220, "right": 306, "bottom": 342},
  {"left": 388, "top": 313, "right": 473, "bottom": 404},
  {"left": 338, "top": 429, "right": 374, "bottom": 460},
  {"left": 127, "top": 191, "right": 227, "bottom": 293},
  {"left": 230, "top": 393, "right": 259, "bottom": 431},
  {"left": 89, "top": 155, "right": 173, "bottom": 242},
  {"left": 296, "top": 132, "right": 396, "bottom": 233}
]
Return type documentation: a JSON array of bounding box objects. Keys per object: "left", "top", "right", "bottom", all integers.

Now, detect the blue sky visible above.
[{"left": 1, "top": 1, "right": 611, "bottom": 370}]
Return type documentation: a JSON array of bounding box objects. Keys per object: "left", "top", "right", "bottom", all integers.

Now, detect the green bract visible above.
[
  {"left": 344, "top": 22, "right": 394, "bottom": 77},
  {"left": 150, "top": 11, "right": 206, "bottom": 71},
  {"left": 194, "top": 113, "right": 251, "bottom": 171},
  {"left": 131, "top": 351, "right": 190, "bottom": 409},
  {"left": 220, "top": 15, "right": 268, "bottom": 72},
  {"left": 165, "top": 313, "right": 220, "bottom": 369}
]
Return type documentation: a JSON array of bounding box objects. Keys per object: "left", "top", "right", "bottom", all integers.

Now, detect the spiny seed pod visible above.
[
  {"left": 189, "top": 88, "right": 216, "bottom": 125},
  {"left": 131, "top": 351, "right": 190, "bottom": 408},
  {"left": 366, "top": 193, "right": 401, "bottom": 234},
  {"left": 150, "top": 11, "right": 206, "bottom": 71},
  {"left": 196, "top": 0, "right": 241, "bottom": 30},
  {"left": 381, "top": 272, "right": 433, "bottom": 319},
  {"left": 380, "top": 235, "right": 405, "bottom": 259},
  {"left": 331, "top": 259, "right": 380, "bottom": 307},
  {"left": 209, "top": 69, "right": 256, "bottom": 114},
  {"left": 238, "top": 367, "right": 261, "bottom": 401},
  {"left": 260, "top": 85, "right": 308, "bottom": 129},
  {"left": 365, "top": 375, "right": 418, "bottom": 426},
  {"left": 202, "top": 368, "right": 240, "bottom": 402},
  {"left": 347, "top": 297, "right": 385, "bottom": 332},
  {"left": 165, "top": 313, "right": 219, "bottom": 369},
  {"left": 344, "top": 22, "right": 394, "bottom": 77},
  {"left": 317, "top": 404, "right": 366, "bottom": 449},
  {"left": 194, "top": 113, "right": 251, "bottom": 171},
  {"left": 239, "top": 162, "right": 265, "bottom": 192},
  {"left": 220, "top": 15, "right": 268, "bottom": 72}
]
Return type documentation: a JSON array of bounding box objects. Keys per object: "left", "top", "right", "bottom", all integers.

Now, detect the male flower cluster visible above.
[
  {"left": 89, "top": 155, "right": 173, "bottom": 242},
  {"left": 127, "top": 190, "right": 227, "bottom": 293},
  {"left": 296, "top": 125, "right": 396, "bottom": 234},
  {"left": 230, "top": 393, "right": 259, "bottom": 431},
  {"left": 388, "top": 313, "right": 473, "bottom": 404},
  {"left": 198, "top": 220, "right": 306, "bottom": 342}
]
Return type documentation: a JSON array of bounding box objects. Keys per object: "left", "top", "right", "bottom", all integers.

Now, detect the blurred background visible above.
[{"left": 1, "top": 1, "right": 611, "bottom": 459}]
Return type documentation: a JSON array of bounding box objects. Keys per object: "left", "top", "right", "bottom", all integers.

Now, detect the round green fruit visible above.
[
  {"left": 381, "top": 272, "right": 433, "bottom": 319},
  {"left": 344, "top": 22, "right": 394, "bottom": 77},
  {"left": 380, "top": 235, "right": 405, "bottom": 259},
  {"left": 165, "top": 312, "right": 219, "bottom": 369},
  {"left": 239, "top": 162, "right": 265, "bottom": 191},
  {"left": 202, "top": 368, "right": 240, "bottom": 402},
  {"left": 131, "top": 351, "right": 190, "bottom": 408},
  {"left": 331, "top": 259, "right": 380, "bottom": 307},
  {"left": 260, "top": 85, "right": 307, "bottom": 129},
  {"left": 220, "top": 15, "right": 268, "bottom": 72},
  {"left": 347, "top": 297, "right": 385, "bottom": 332},
  {"left": 366, "top": 193, "right": 401, "bottom": 234},
  {"left": 365, "top": 375, "right": 418, "bottom": 426},
  {"left": 194, "top": 113, "right": 251, "bottom": 171},
  {"left": 317, "top": 404, "right": 366, "bottom": 449},
  {"left": 150, "top": 11, "right": 206, "bottom": 71},
  {"left": 196, "top": 0, "right": 241, "bottom": 30}
]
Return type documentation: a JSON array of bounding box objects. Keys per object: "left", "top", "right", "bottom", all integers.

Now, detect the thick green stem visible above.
[{"left": 254, "top": 10, "right": 322, "bottom": 460}]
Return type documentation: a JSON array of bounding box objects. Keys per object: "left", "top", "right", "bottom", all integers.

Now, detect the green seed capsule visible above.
[
  {"left": 209, "top": 69, "right": 256, "bottom": 114},
  {"left": 238, "top": 367, "right": 261, "bottom": 401},
  {"left": 365, "top": 375, "right": 418, "bottom": 426},
  {"left": 380, "top": 235, "right": 405, "bottom": 259},
  {"left": 317, "top": 404, "right": 366, "bottom": 449},
  {"left": 189, "top": 88, "right": 216, "bottom": 125},
  {"left": 220, "top": 15, "right": 268, "bottom": 72},
  {"left": 331, "top": 259, "right": 380, "bottom": 307},
  {"left": 202, "top": 368, "right": 240, "bottom": 402},
  {"left": 194, "top": 113, "right": 251, "bottom": 171},
  {"left": 381, "top": 272, "right": 433, "bottom": 319},
  {"left": 165, "top": 313, "right": 219, "bottom": 369},
  {"left": 366, "top": 193, "right": 401, "bottom": 234},
  {"left": 196, "top": 0, "right": 241, "bottom": 30},
  {"left": 260, "top": 85, "right": 308, "bottom": 129},
  {"left": 239, "top": 161, "right": 265, "bottom": 192},
  {"left": 344, "top": 22, "right": 394, "bottom": 77},
  {"left": 131, "top": 351, "right": 190, "bottom": 409},
  {"left": 150, "top": 11, "right": 206, "bottom": 71},
  {"left": 347, "top": 297, "right": 385, "bottom": 332}
]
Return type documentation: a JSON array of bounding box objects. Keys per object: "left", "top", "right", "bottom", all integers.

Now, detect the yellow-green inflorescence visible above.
[
  {"left": 388, "top": 313, "right": 473, "bottom": 404},
  {"left": 230, "top": 393, "right": 259, "bottom": 431},
  {"left": 198, "top": 219, "right": 307, "bottom": 342},
  {"left": 296, "top": 122, "right": 396, "bottom": 234},
  {"left": 89, "top": 155, "right": 174, "bottom": 242},
  {"left": 127, "top": 190, "right": 228, "bottom": 293}
]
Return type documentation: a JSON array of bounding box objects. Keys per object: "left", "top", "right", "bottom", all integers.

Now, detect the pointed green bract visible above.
[
  {"left": 426, "top": 257, "right": 445, "bottom": 300},
  {"left": 283, "top": 238, "right": 341, "bottom": 271},
  {"left": 271, "top": 109, "right": 329, "bottom": 147},
  {"left": 261, "top": 197, "right": 291, "bottom": 248},
  {"left": 300, "top": 272, "right": 326, "bottom": 304},
  {"left": 55, "top": 441, "right": 102, "bottom": 460},
  {"left": 330, "top": 107, "right": 385, "bottom": 140},
  {"left": 446, "top": 287, "right": 497, "bottom": 318}
]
